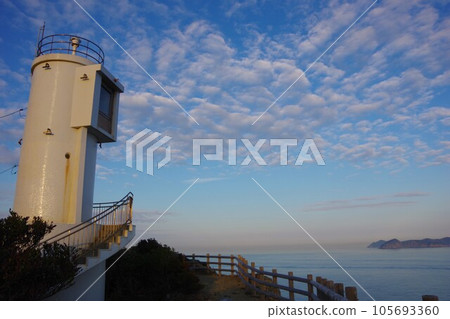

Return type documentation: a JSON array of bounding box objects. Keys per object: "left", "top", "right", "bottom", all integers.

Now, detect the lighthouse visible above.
[
  {"left": 13, "top": 32, "right": 135, "bottom": 300},
  {"left": 14, "top": 34, "right": 123, "bottom": 224}
]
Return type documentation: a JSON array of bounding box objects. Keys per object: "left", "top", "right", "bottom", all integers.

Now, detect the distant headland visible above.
[{"left": 368, "top": 237, "right": 450, "bottom": 249}]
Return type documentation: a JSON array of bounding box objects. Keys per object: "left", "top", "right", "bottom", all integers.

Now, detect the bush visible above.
[
  {"left": 105, "top": 239, "right": 201, "bottom": 300},
  {"left": 0, "top": 211, "right": 79, "bottom": 300}
]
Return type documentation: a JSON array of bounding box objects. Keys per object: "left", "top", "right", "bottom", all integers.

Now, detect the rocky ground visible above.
[
  {"left": 182, "top": 258, "right": 280, "bottom": 301},
  {"left": 191, "top": 273, "right": 261, "bottom": 301}
]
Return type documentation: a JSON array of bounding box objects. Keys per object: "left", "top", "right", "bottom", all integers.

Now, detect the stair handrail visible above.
[{"left": 42, "top": 192, "right": 133, "bottom": 249}]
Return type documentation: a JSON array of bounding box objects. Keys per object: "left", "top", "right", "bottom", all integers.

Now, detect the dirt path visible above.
[{"left": 193, "top": 273, "right": 261, "bottom": 301}]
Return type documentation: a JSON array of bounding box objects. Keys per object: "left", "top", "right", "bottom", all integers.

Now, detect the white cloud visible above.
[
  {"left": 1, "top": 0, "right": 449, "bottom": 174},
  {"left": 302, "top": 190, "right": 429, "bottom": 213},
  {"left": 0, "top": 144, "right": 19, "bottom": 165}
]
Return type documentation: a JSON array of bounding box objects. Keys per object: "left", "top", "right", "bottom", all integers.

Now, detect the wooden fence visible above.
[{"left": 187, "top": 254, "right": 358, "bottom": 301}]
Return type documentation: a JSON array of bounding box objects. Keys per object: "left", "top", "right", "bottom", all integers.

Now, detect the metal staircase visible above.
[{"left": 43, "top": 192, "right": 135, "bottom": 273}]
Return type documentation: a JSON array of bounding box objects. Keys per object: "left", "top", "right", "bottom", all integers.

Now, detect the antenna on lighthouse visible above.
[
  {"left": 35, "top": 22, "right": 45, "bottom": 56},
  {"left": 70, "top": 36, "right": 80, "bottom": 55}
]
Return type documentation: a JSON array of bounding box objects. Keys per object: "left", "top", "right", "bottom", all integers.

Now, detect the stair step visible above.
[{"left": 77, "top": 224, "right": 135, "bottom": 274}]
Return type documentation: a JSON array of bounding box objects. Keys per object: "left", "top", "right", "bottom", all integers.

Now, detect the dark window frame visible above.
[
  {"left": 99, "top": 84, "right": 114, "bottom": 120},
  {"left": 98, "top": 82, "right": 114, "bottom": 134}
]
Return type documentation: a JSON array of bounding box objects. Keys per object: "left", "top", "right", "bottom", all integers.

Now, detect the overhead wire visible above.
[
  {"left": 0, "top": 108, "right": 27, "bottom": 119},
  {"left": 0, "top": 108, "right": 26, "bottom": 175},
  {"left": 0, "top": 164, "right": 18, "bottom": 175}
]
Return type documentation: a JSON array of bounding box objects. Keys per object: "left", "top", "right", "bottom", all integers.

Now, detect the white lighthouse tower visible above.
[
  {"left": 14, "top": 34, "right": 122, "bottom": 224},
  {"left": 13, "top": 32, "right": 135, "bottom": 300}
]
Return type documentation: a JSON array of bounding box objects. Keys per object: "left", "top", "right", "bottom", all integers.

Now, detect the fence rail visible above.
[
  {"left": 188, "top": 254, "right": 358, "bottom": 301},
  {"left": 42, "top": 192, "right": 133, "bottom": 258}
]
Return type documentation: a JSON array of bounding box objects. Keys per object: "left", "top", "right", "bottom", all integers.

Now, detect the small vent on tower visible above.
[{"left": 43, "top": 128, "right": 54, "bottom": 135}]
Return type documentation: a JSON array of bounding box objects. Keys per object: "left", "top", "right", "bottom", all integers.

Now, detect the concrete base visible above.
[
  {"left": 45, "top": 225, "right": 135, "bottom": 301},
  {"left": 47, "top": 260, "right": 106, "bottom": 301}
]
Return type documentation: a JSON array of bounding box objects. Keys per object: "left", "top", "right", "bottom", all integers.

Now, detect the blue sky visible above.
[{"left": 0, "top": 0, "right": 449, "bottom": 253}]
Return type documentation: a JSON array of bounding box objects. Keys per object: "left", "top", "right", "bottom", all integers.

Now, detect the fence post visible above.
[
  {"left": 230, "top": 254, "right": 235, "bottom": 275},
  {"left": 272, "top": 269, "right": 278, "bottom": 285},
  {"left": 316, "top": 276, "right": 325, "bottom": 300},
  {"left": 272, "top": 269, "right": 280, "bottom": 300},
  {"left": 251, "top": 262, "right": 256, "bottom": 295},
  {"left": 422, "top": 295, "right": 439, "bottom": 301},
  {"left": 307, "top": 274, "right": 314, "bottom": 301},
  {"left": 240, "top": 256, "right": 244, "bottom": 280},
  {"left": 326, "top": 280, "right": 334, "bottom": 290},
  {"left": 345, "top": 287, "right": 358, "bottom": 301},
  {"left": 238, "top": 255, "right": 242, "bottom": 279},
  {"left": 326, "top": 280, "right": 334, "bottom": 301},
  {"left": 206, "top": 253, "right": 210, "bottom": 268},
  {"left": 259, "top": 266, "right": 266, "bottom": 300},
  {"left": 334, "top": 283, "right": 344, "bottom": 297},
  {"left": 321, "top": 278, "right": 329, "bottom": 301},
  {"left": 288, "top": 271, "right": 295, "bottom": 301},
  {"left": 218, "top": 254, "right": 222, "bottom": 277},
  {"left": 244, "top": 258, "right": 249, "bottom": 283}
]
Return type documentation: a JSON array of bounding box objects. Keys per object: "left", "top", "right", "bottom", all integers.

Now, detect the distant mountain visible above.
[
  {"left": 368, "top": 237, "right": 450, "bottom": 249},
  {"left": 367, "top": 240, "right": 387, "bottom": 248}
]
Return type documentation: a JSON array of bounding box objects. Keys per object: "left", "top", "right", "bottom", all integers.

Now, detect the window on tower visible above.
[{"left": 98, "top": 84, "right": 113, "bottom": 134}]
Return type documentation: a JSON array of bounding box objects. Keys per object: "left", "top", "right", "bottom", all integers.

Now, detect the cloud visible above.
[
  {"left": 302, "top": 191, "right": 429, "bottom": 213},
  {"left": 95, "top": 163, "right": 117, "bottom": 181},
  {"left": 132, "top": 209, "right": 167, "bottom": 224},
  {"left": 225, "top": 0, "right": 257, "bottom": 17},
  {"left": 393, "top": 192, "right": 429, "bottom": 198},
  {"left": 303, "top": 200, "right": 415, "bottom": 212},
  {"left": 418, "top": 107, "right": 450, "bottom": 123},
  {"left": 0, "top": 145, "right": 19, "bottom": 165},
  {"left": 1, "top": 0, "right": 449, "bottom": 177},
  {"left": 185, "top": 177, "right": 228, "bottom": 184}
]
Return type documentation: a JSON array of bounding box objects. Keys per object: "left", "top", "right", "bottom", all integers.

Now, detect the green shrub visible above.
[
  {"left": 105, "top": 239, "right": 201, "bottom": 300},
  {"left": 0, "top": 211, "right": 79, "bottom": 300}
]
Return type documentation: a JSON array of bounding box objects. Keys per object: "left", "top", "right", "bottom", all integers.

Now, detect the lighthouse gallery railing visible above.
[
  {"left": 36, "top": 34, "right": 105, "bottom": 64},
  {"left": 43, "top": 192, "right": 133, "bottom": 257}
]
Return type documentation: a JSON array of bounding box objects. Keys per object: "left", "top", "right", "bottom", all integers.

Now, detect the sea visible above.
[{"left": 242, "top": 247, "right": 450, "bottom": 301}]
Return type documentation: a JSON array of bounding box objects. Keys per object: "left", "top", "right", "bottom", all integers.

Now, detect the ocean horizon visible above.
[{"left": 188, "top": 246, "right": 450, "bottom": 301}]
